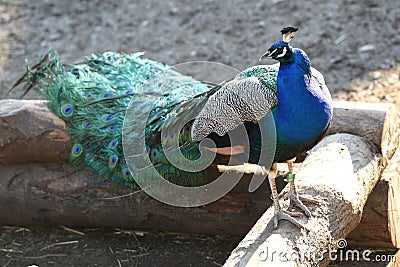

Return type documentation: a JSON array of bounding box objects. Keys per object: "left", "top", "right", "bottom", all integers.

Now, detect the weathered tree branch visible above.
[
  {"left": 328, "top": 100, "right": 399, "bottom": 162},
  {"left": 217, "top": 163, "right": 268, "bottom": 176},
  {"left": 224, "top": 134, "right": 384, "bottom": 267},
  {"left": 0, "top": 162, "right": 269, "bottom": 236},
  {"left": 347, "top": 173, "right": 400, "bottom": 248},
  {"left": 0, "top": 99, "right": 71, "bottom": 163}
]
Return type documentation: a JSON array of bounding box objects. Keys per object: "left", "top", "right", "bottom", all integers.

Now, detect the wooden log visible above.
[
  {"left": 217, "top": 163, "right": 268, "bottom": 176},
  {"left": 0, "top": 99, "right": 397, "bottom": 244},
  {"left": 387, "top": 249, "right": 400, "bottom": 267},
  {"left": 328, "top": 101, "right": 399, "bottom": 162},
  {"left": 274, "top": 163, "right": 400, "bottom": 249},
  {"left": 346, "top": 173, "right": 400, "bottom": 248},
  {"left": 0, "top": 100, "right": 398, "bottom": 163},
  {"left": 224, "top": 134, "right": 384, "bottom": 267},
  {"left": 0, "top": 162, "right": 270, "bottom": 236},
  {"left": 0, "top": 99, "right": 72, "bottom": 163}
]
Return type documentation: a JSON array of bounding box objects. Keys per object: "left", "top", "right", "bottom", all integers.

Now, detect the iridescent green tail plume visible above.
[{"left": 13, "top": 51, "right": 220, "bottom": 189}]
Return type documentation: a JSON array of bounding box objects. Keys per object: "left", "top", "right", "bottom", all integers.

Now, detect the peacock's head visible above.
[{"left": 259, "top": 27, "right": 298, "bottom": 63}]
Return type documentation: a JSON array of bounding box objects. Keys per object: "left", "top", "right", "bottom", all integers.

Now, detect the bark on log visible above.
[
  {"left": 0, "top": 99, "right": 71, "bottom": 163},
  {"left": 0, "top": 100, "right": 398, "bottom": 163},
  {"left": 0, "top": 162, "right": 270, "bottom": 236},
  {"left": 387, "top": 249, "right": 400, "bottom": 267},
  {"left": 347, "top": 173, "right": 400, "bottom": 248},
  {"left": 224, "top": 134, "right": 384, "bottom": 267},
  {"left": 328, "top": 101, "right": 399, "bottom": 162}
]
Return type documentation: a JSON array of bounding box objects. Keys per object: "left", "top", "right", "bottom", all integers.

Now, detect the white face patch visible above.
[
  {"left": 276, "top": 46, "right": 287, "bottom": 58},
  {"left": 282, "top": 32, "right": 295, "bottom": 43}
]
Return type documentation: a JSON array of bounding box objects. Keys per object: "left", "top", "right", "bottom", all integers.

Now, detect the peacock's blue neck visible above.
[{"left": 273, "top": 49, "right": 332, "bottom": 144}]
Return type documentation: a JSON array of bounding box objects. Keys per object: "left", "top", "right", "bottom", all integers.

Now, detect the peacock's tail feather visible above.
[{"left": 13, "top": 51, "right": 222, "bottom": 189}]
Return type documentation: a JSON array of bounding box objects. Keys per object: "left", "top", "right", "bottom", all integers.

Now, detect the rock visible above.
[{"left": 358, "top": 44, "right": 376, "bottom": 53}]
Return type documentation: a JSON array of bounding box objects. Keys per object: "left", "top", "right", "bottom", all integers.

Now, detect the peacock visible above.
[
  {"left": 11, "top": 27, "right": 332, "bottom": 230},
  {"left": 191, "top": 27, "right": 333, "bottom": 229}
]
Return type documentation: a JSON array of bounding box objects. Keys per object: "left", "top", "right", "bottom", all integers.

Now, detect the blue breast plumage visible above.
[{"left": 272, "top": 48, "right": 332, "bottom": 161}]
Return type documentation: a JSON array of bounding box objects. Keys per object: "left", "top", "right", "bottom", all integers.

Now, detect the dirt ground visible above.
[{"left": 0, "top": 0, "right": 399, "bottom": 266}]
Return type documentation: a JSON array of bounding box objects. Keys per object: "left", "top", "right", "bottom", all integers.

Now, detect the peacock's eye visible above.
[
  {"left": 150, "top": 148, "right": 159, "bottom": 160},
  {"left": 276, "top": 46, "right": 287, "bottom": 58}
]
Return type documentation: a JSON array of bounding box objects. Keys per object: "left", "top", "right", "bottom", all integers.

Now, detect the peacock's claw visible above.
[
  {"left": 287, "top": 192, "right": 312, "bottom": 218},
  {"left": 298, "top": 194, "right": 320, "bottom": 205},
  {"left": 287, "top": 187, "right": 321, "bottom": 217},
  {"left": 273, "top": 209, "right": 307, "bottom": 230}
]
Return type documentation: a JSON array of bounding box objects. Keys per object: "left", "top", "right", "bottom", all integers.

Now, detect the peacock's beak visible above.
[{"left": 258, "top": 50, "right": 272, "bottom": 61}]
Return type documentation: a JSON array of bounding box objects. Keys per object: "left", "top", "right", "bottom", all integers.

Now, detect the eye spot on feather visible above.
[
  {"left": 85, "top": 153, "right": 94, "bottom": 163},
  {"left": 108, "top": 124, "right": 116, "bottom": 132},
  {"left": 83, "top": 121, "right": 93, "bottom": 129},
  {"left": 109, "top": 155, "right": 118, "bottom": 169},
  {"left": 150, "top": 148, "right": 159, "bottom": 160},
  {"left": 61, "top": 104, "right": 73, "bottom": 117},
  {"left": 103, "top": 114, "right": 114, "bottom": 122},
  {"left": 122, "top": 168, "right": 131, "bottom": 179},
  {"left": 163, "top": 132, "right": 175, "bottom": 143},
  {"left": 71, "top": 144, "right": 83, "bottom": 157},
  {"left": 100, "top": 92, "right": 113, "bottom": 99},
  {"left": 109, "top": 139, "right": 119, "bottom": 149}
]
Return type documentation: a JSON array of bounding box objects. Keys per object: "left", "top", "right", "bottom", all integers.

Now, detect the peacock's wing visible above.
[
  {"left": 191, "top": 64, "right": 279, "bottom": 141},
  {"left": 310, "top": 66, "right": 332, "bottom": 100}
]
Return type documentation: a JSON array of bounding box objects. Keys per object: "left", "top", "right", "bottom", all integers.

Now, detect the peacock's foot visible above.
[
  {"left": 273, "top": 208, "right": 307, "bottom": 230},
  {"left": 268, "top": 163, "right": 308, "bottom": 230},
  {"left": 286, "top": 187, "right": 320, "bottom": 218},
  {"left": 287, "top": 192, "right": 313, "bottom": 217},
  {"left": 282, "top": 171, "right": 320, "bottom": 218}
]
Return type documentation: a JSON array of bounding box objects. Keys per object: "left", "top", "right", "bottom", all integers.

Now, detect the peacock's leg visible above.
[
  {"left": 286, "top": 160, "right": 319, "bottom": 217},
  {"left": 268, "top": 163, "right": 306, "bottom": 229}
]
